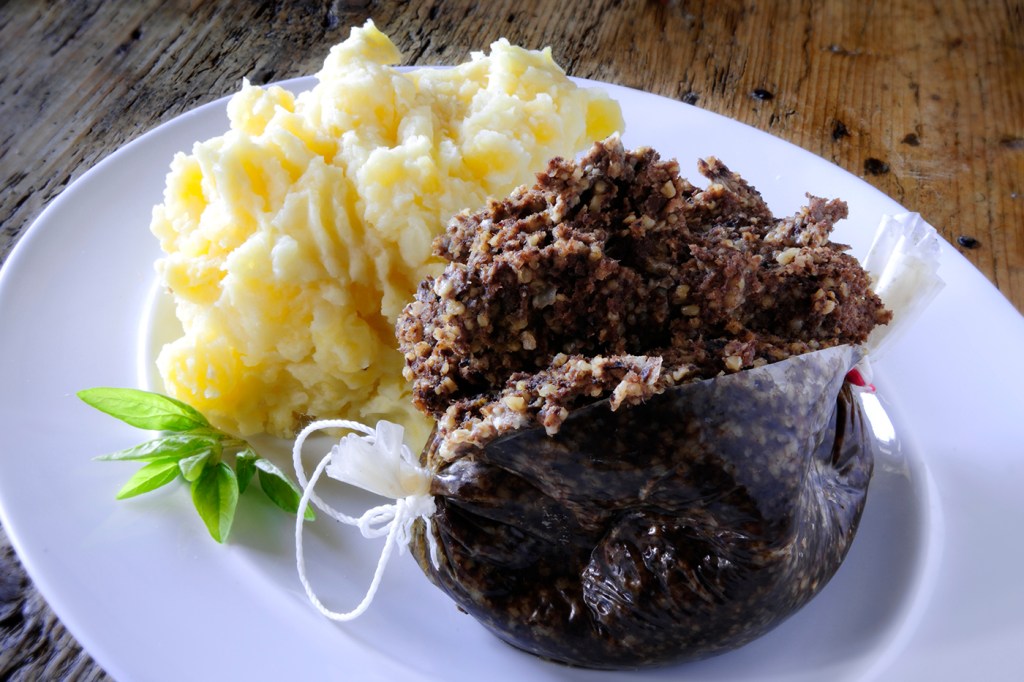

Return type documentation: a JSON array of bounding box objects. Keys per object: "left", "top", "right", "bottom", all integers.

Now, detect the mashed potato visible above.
[{"left": 150, "top": 21, "right": 623, "bottom": 446}]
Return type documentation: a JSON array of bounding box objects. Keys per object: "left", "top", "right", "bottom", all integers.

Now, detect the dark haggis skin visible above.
[{"left": 411, "top": 346, "right": 874, "bottom": 669}]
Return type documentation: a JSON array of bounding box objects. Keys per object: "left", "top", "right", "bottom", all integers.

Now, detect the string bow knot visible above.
[{"left": 293, "top": 419, "right": 439, "bottom": 621}]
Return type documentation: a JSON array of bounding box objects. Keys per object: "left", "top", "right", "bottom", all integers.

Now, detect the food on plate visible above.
[
  {"left": 394, "top": 136, "right": 891, "bottom": 667},
  {"left": 149, "top": 20, "right": 623, "bottom": 445}
]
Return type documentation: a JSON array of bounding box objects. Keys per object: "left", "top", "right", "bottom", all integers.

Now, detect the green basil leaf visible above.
[
  {"left": 255, "top": 458, "right": 315, "bottom": 521},
  {"left": 180, "top": 426, "right": 227, "bottom": 440},
  {"left": 95, "top": 433, "right": 220, "bottom": 462},
  {"left": 178, "top": 449, "right": 214, "bottom": 482},
  {"left": 235, "top": 448, "right": 258, "bottom": 494},
  {"left": 191, "top": 462, "right": 238, "bottom": 543},
  {"left": 115, "top": 459, "right": 182, "bottom": 500},
  {"left": 78, "top": 387, "right": 209, "bottom": 432}
]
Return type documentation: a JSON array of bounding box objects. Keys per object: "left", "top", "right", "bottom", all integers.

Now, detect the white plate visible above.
[{"left": 1, "top": 76, "right": 1023, "bottom": 682}]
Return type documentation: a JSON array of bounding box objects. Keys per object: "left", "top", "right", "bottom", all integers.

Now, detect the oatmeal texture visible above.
[{"left": 396, "top": 135, "right": 890, "bottom": 450}]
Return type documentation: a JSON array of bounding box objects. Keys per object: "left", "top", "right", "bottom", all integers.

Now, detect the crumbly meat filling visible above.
[{"left": 396, "top": 136, "right": 890, "bottom": 445}]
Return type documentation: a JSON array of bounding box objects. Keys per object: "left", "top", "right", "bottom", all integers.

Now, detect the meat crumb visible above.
[{"left": 397, "top": 136, "right": 890, "bottom": 450}]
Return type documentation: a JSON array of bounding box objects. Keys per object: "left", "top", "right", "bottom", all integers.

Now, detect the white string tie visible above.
[{"left": 292, "top": 418, "right": 440, "bottom": 622}]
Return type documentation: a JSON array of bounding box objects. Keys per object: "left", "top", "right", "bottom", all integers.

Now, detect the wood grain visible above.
[
  {"left": 2, "top": 1, "right": 1022, "bottom": 307},
  {"left": 0, "top": 0, "right": 1021, "bottom": 678}
]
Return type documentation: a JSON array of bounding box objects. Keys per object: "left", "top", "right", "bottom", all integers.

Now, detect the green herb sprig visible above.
[{"left": 78, "top": 387, "right": 314, "bottom": 542}]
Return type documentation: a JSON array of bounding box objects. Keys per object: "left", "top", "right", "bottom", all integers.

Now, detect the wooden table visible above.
[{"left": 1, "top": 1, "right": 1021, "bottom": 678}]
